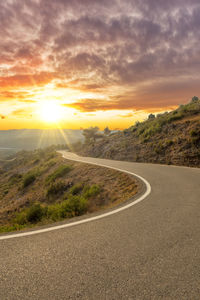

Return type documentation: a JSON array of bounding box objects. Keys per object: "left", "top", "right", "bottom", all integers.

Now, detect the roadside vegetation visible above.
[
  {"left": 13, "top": 183, "right": 99, "bottom": 227},
  {"left": 79, "top": 97, "right": 200, "bottom": 167},
  {"left": 0, "top": 148, "right": 138, "bottom": 233}
]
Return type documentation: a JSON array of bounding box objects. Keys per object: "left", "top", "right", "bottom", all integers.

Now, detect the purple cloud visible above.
[{"left": 0, "top": 0, "right": 200, "bottom": 111}]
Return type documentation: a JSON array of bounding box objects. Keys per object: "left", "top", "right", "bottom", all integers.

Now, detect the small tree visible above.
[
  {"left": 83, "top": 126, "right": 100, "bottom": 143},
  {"left": 148, "top": 113, "right": 155, "bottom": 120},
  {"left": 104, "top": 126, "right": 111, "bottom": 135},
  {"left": 191, "top": 96, "right": 199, "bottom": 103}
]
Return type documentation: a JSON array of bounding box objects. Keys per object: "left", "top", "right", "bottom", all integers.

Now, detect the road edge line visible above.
[{"left": 0, "top": 153, "right": 151, "bottom": 240}]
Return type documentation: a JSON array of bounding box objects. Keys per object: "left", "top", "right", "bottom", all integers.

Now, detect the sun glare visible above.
[{"left": 39, "top": 101, "right": 63, "bottom": 123}]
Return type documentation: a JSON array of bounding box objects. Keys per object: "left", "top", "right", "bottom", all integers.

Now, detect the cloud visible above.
[
  {"left": 64, "top": 98, "right": 172, "bottom": 113},
  {"left": 0, "top": 91, "right": 37, "bottom": 102},
  {"left": 63, "top": 99, "right": 115, "bottom": 112},
  {"left": 0, "top": 72, "right": 56, "bottom": 88},
  {"left": 63, "top": 76, "right": 199, "bottom": 112},
  {"left": 118, "top": 112, "right": 134, "bottom": 118},
  {"left": 11, "top": 108, "right": 32, "bottom": 118},
  {"left": 1, "top": 0, "right": 200, "bottom": 114}
]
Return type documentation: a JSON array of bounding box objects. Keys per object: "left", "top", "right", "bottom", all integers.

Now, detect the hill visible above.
[
  {"left": 0, "top": 149, "right": 138, "bottom": 232},
  {"left": 79, "top": 98, "right": 200, "bottom": 167},
  {"left": 0, "top": 129, "right": 83, "bottom": 159}
]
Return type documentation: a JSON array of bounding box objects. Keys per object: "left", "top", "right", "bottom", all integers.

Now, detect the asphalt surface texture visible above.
[{"left": 0, "top": 152, "right": 200, "bottom": 300}]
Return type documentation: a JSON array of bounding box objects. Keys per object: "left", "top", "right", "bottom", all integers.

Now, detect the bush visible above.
[
  {"left": 46, "top": 181, "right": 66, "bottom": 198},
  {"left": 0, "top": 224, "right": 27, "bottom": 233},
  {"left": 148, "top": 113, "right": 155, "bottom": 120},
  {"left": 69, "top": 183, "right": 83, "bottom": 195},
  {"left": 167, "top": 112, "right": 183, "bottom": 122},
  {"left": 165, "top": 140, "right": 173, "bottom": 147},
  {"left": 190, "top": 129, "right": 198, "bottom": 137},
  {"left": 12, "top": 183, "right": 100, "bottom": 227},
  {"left": 47, "top": 204, "right": 63, "bottom": 221},
  {"left": 47, "top": 195, "right": 88, "bottom": 220},
  {"left": 46, "top": 165, "right": 72, "bottom": 185},
  {"left": 3, "top": 189, "right": 9, "bottom": 195},
  {"left": 15, "top": 204, "right": 46, "bottom": 224},
  {"left": 15, "top": 211, "right": 27, "bottom": 225},
  {"left": 26, "top": 204, "right": 46, "bottom": 223},
  {"left": 23, "top": 173, "right": 36, "bottom": 188},
  {"left": 60, "top": 196, "right": 88, "bottom": 217},
  {"left": 83, "top": 184, "right": 100, "bottom": 199}
]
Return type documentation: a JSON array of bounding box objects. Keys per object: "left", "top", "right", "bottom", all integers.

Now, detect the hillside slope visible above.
[
  {"left": 0, "top": 129, "right": 83, "bottom": 158},
  {"left": 80, "top": 99, "right": 200, "bottom": 167},
  {"left": 0, "top": 149, "right": 138, "bottom": 232}
]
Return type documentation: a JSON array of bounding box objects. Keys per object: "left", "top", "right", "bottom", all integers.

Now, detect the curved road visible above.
[{"left": 0, "top": 152, "right": 200, "bottom": 299}]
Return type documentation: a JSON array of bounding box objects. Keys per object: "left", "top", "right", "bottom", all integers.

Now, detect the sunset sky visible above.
[{"left": 0, "top": 0, "right": 200, "bottom": 130}]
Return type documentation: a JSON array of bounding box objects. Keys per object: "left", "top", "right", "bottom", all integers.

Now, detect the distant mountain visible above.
[
  {"left": 0, "top": 129, "right": 84, "bottom": 158},
  {"left": 79, "top": 98, "right": 200, "bottom": 167}
]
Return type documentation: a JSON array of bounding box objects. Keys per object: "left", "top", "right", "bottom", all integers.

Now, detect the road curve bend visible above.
[
  {"left": 0, "top": 152, "right": 200, "bottom": 300},
  {"left": 0, "top": 152, "right": 151, "bottom": 241}
]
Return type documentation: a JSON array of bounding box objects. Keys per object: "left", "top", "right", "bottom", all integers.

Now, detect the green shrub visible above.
[
  {"left": 167, "top": 112, "right": 183, "bottom": 122},
  {"left": 15, "top": 204, "right": 46, "bottom": 225},
  {"left": 26, "top": 204, "right": 46, "bottom": 223},
  {"left": 46, "top": 195, "right": 88, "bottom": 220},
  {"left": 46, "top": 165, "right": 72, "bottom": 185},
  {"left": 15, "top": 211, "right": 27, "bottom": 225},
  {"left": 190, "top": 129, "right": 198, "bottom": 137},
  {"left": 0, "top": 224, "right": 27, "bottom": 233},
  {"left": 165, "top": 140, "right": 174, "bottom": 147},
  {"left": 60, "top": 196, "right": 88, "bottom": 217},
  {"left": 23, "top": 173, "right": 36, "bottom": 188},
  {"left": 3, "top": 189, "right": 9, "bottom": 195},
  {"left": 83, "top": 184, "right": 100, "bottom": 199},
  {"left": 69, "top": 183, "right": 83, "bottom": 195},
  {"left": 8, "top": 183, "right": 100, "bottom": 228},
  {"left": 47, "top": 204, "right": 63, "bottom": 221},
  {"left": 46, "top": 181, "right": 66, "bottom": 198}
]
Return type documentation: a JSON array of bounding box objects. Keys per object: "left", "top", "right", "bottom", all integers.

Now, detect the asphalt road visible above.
[{"left": 0, "top": 152, "right": 200, "bottom": 300}]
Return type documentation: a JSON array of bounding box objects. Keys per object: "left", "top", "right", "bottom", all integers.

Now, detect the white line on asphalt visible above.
[{"left": 0, "top": 154, "right": 151, "bottom": 240}]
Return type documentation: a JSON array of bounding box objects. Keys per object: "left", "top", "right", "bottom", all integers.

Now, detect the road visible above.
[
  {"left": 0, "top": 152, "right": 200, "bottom": 299},
  {"left": 0, "top": 158, "right": 16, "bottom": 162}
]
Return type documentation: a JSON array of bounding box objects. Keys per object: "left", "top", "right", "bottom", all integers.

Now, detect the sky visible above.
[{"left": 0, "top": 0, "right": 200, "bottom": 130}]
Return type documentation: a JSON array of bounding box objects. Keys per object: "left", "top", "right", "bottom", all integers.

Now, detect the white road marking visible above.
[{"left": 0, "top": 153, "right": 151, "bottom": 240}]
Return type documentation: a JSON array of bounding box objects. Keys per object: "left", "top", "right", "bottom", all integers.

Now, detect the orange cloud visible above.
[
  {"left": 118, "top": 112, "right": 134, "bottom": 118},
  {"left": 0, "top": 72, "right": 55, "bottom": 88},
  {"left": 64, "top": 99, "right": 117, "bottom": 112},
  {"left": 11, "top": 108, "right": 32, "bottom": 118},
  {"left": 63, "top": 94, "right": 182, "bottom": 113}
]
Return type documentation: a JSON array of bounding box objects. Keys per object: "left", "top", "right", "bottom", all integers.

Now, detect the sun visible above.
[{"left": 39, "top": 100, "right": 63, "bottom": 123}]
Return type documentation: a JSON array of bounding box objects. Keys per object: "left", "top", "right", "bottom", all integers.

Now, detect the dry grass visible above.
[{"left": 0, "top": 149, "right": 139, "bottom": 232}]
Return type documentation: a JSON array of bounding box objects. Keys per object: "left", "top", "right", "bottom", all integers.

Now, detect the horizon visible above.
[{"left": 1, "top": 0, "right": 200, "bottom": 130}]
